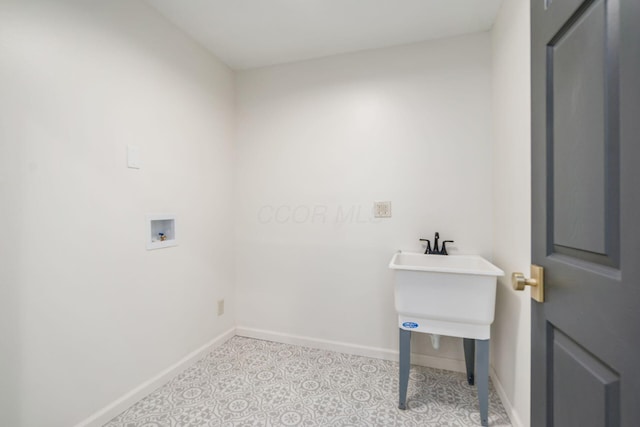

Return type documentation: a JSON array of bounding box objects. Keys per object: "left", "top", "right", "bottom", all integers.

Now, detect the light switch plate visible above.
[
  {"left": 127, "top": 145, "right": 141, "bottom": 169},
  {"left": 374, "top": 201, "right": 392, "bottom": 218}
]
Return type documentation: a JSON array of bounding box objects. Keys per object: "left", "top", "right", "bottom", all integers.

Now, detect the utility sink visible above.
[
  {"left": 389, "top": 251, "right": 504, "bottom": 340},
  {"left": 390, "top": 251, "right": 504, "bottom": 426}
]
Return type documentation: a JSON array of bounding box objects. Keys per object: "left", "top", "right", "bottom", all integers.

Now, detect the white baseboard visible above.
[
  {"left": 235, "top": 326, "right": 466, "bottom": 373},
  {"left": 490, "top": 366, "right": 524, "bottom": 427},
  {"left": 74, "top": 327, "right": 236, "bottom": 427},
  {"left": 411, "top": 352, "right": 466, "bottom": 373}
]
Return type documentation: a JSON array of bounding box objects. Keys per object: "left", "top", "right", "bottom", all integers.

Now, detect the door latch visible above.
[{"left": 512, "top": 265, "right": 544, "bottom": 302}]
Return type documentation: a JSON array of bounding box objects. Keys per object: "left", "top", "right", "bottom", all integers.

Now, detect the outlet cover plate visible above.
[
  {"left": 127, "top": 145, "right": 141, "bottom": 169},
  {"left": 374, "top": 201, "right": 392, "bottom": 218}
]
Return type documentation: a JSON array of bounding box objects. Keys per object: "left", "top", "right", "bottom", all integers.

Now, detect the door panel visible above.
[
  {"left": 552, "top": 328, "right": 620, "bottom": 427},
  {"left": 550, "top": 0, "right": 607, "bottom": 255},
  {"left": 531, "top": 0, "right": 639, "bottom": 426},
  {"left": 546, "top": 0, "right": 621, "bottom": 267}
]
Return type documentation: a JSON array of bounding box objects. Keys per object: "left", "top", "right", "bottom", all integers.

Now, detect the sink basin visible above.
[{"left": 389, "top": 251, "right": 504, "bottom": 339}]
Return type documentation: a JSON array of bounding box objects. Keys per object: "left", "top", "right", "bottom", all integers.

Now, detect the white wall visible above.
[
  {"left": 235, "top": 34, "right": 494, "bottom": 363},
  {"left": 0, "top": 3, "right": 532, "bottom": 425},
  {"left": 0, "top": 1, "right": 235, "bottom": 426},
  {"left": 490, "top": 1, "right": 532, "bottom": 426}
]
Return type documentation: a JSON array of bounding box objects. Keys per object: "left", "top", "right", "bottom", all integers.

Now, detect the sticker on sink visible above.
[{"left": 402, "top": 322, "right": 419, "bottom": 329}]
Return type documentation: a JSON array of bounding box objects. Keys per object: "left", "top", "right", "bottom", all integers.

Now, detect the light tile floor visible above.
[{"left": 105, "top": 336, "right": 512, "bottom": 426}]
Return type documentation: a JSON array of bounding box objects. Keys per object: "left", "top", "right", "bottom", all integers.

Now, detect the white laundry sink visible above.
[{"left": 389, "top": 251, "right": 504, "bottom": 340}]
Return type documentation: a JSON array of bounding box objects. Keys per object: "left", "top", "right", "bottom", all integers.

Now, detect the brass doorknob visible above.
[
  {"left": 511, "top": 272, "right": 537, "bottom": 290},
  {"left": 511, "top": 265, "right": 545, "bottom": 302}
]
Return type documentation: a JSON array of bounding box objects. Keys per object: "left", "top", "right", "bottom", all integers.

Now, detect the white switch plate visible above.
[
  {"left": 374, "top": 201, "right": 392, "bottom": 218},
  {"left": 127, "top": 145, "right": 141, "bottom": 169}
]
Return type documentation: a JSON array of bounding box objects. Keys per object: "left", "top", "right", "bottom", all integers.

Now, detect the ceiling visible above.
[{"left": 147, "top": 0, "right": 503, "bottom": 70}]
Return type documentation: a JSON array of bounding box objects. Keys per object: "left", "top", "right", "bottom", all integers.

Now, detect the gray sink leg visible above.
[
  {"left": 463, "top": 338, "right": 475, "bottom": 385},
  {"left": 476, "top": 339, "right": 490, "bottom": 427},
  {"left": 398, "top": 328, "right": 411, "bottom": 410}
]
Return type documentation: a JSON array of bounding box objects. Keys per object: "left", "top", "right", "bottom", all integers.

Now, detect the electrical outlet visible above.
[
  {"left": 217, "top": 299, "right": 225, "bottom": 316},
  {"left": 373, "top": 201, "right": 392, "bottom": 218}
]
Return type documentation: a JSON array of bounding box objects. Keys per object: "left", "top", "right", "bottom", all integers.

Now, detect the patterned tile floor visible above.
[{"left": 105, "top": 336, "right": 512, "bottom": 427}]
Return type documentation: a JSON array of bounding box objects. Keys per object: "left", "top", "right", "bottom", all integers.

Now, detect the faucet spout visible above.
[{"left": 433, "top": 232, "right": 440, "bottom": 254}]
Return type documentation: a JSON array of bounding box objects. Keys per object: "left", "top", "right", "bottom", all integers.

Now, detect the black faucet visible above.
[{"left": 420, "top": 232, "right": 454, "bottom": 255}]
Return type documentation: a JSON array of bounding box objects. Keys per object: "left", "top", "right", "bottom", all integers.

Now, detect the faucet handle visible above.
[
  {"left": 419, "top": 238, "right": 432, "bottom": 255},
  {"left": 441, "top": 240, "right": 454, "bottom": 255}
]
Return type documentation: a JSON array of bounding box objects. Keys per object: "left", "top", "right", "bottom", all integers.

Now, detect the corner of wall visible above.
[{"left": 489, "top": 0, "right": 532, "bottom": 426}]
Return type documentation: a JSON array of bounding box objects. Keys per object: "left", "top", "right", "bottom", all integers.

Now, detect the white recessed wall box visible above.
[{"left": 146, "top": 214, "right": 177, "bottom": 250}]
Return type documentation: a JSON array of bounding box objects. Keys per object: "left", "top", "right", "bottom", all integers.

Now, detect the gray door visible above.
[{"left": 531, "top": 0, "right": 640, "bottom": 426}]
